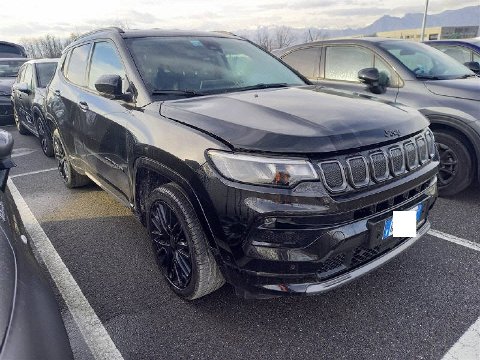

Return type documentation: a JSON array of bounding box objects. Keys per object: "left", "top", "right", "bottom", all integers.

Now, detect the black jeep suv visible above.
[{"left": 46, "top": 28, "right": 438, "bottom": 299}]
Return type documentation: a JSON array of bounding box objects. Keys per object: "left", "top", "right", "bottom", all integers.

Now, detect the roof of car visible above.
[
  {"left": 424, "top": 39, "right": 480, "bottom": 48},
  {"left": 0, "top": 57, "right": 29, "bottom": 61}
]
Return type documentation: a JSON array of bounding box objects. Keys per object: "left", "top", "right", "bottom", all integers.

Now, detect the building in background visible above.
[{"left": 376, "top": 26, "right": 479, "bottom": 41}]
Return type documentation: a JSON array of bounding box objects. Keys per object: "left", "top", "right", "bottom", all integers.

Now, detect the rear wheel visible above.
[
  {"left": 146, "top": 183, "right": 224, "bottom": 300},
  {"left": 14, "top": 107, "right": 29, "bottom": 135},
  {"left": 36, "top": 114, "right": 54, "bottom": 157},
  {"left": 53, "top": 131, "right": 89, "bottom": 188},
  {"left": 434, "top": 131, "right": 474, "bottom": 196}
]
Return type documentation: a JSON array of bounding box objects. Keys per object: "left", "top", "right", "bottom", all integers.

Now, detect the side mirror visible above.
[
  {"left": 94, "top": 74, "right": 123, "bottom": 98},
  {"left": 358, "top": 68, "right": 385, "bottom": 94},
  {"left": 463, "top": 61, "right": 480, "bottom": 74},
  {"left": 0, "top": 130, "right": 16, "bottom": 193},
  {"left": 14, "top": 82, "right": 31, "bottom": 94}
]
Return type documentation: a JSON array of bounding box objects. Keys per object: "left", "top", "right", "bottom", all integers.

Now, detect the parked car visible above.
[
  {"left": 46, "top": 28, "right": 438, "bottom": 299},
  {"left": 425, "top": 38, "right": 480, "bottom": 73},
  {"left": 11, "top": 59, "right": 58, "bottom": 156},
  {"left": 0, "top": 58, "right": 28, "bottom": 125},
  {"left": 0, "top": 41, "right": 27, "bottom": 58},
  {"left": 274, "top": 38, "right": 480, "bottom": 196},
  {"left": 0, "top": 130, "right": 73, "bottom": 359}
]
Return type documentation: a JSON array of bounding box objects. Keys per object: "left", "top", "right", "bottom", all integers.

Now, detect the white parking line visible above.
[
  {"left": 426, "top": 229, "right": 480, "bottom": 360},
  {"left": 10, "top": 167, "right": 58, "bottom": 178},
  {"left": 7, "top": 179, "right": 123, "bottom": 360},
  {"left": 428, "top": 229, "right": 480, "bottom": 252}
]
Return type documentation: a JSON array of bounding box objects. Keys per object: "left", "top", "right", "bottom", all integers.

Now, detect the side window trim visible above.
[
  {"left": 64, "top": 42, "right": 93, "bottom": 88},
  {"left": 86, "top": 39, "right": 128, "bottom": 94},
  {"left": 373, "top": 53, "right": 403, "bottom": 88}
]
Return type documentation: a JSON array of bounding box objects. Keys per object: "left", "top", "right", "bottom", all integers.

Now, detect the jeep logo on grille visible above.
[{"left": 384, "top": 129, "right": 401, "bottom": 138}]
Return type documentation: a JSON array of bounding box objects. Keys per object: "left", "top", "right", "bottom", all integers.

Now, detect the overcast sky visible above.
[{"left": 1, "top": 0, "right": 477, "bottom": 42}]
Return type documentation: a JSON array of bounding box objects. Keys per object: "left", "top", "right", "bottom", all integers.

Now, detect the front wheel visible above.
[
  {"left": 53, "top": 131, "right": 90, "bottom": 188},
  {"left": 146, "top": 183, "right": 225, "bottom": 300},
  {"left": 434, "top": 131, "right": 474, "bottom": 196},
  {"left": 36, "top": 114, "right": 54, "bottom": 157}
]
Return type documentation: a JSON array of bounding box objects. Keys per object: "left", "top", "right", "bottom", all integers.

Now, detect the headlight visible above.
[{"left": 207, "top": 150, "right": 318, "bottom": 187}]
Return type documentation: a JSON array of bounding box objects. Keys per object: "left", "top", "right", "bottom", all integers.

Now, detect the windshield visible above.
[
  {"left": 36, "top": 62, "right": 57, "bottom": 87},
  {"left": 126, "top": 36, "right": 306, "bottom": 95},
  {"left": 379, "top": 40, "right": 474, "bottom": 79},
  {"left": 0, "top": 59, "right": 27, "bottom": 77}
]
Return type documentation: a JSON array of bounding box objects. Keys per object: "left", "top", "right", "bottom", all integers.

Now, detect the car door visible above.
[
  {"left": 79, "top": 40, "right": 133, "bottom": 200},
  {"left": 316, "top": 45, "right": 400, "bottom": 102},
  {"left": 54, "top": 42, "right": 92, "bottom": 167},
  {"left": 281, "top": 47, "right": 321, "bottom": 82}
]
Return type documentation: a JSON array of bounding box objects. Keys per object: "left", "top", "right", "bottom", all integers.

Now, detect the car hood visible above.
[
  {"left": 160, "top": 86, "right": 429, "bottom": 153},
  {"left": 0, "top": 78, "right": 15, "bottom": 96},
  {"left": 424, "top": 77, "right": 480, "bottom": 101}
]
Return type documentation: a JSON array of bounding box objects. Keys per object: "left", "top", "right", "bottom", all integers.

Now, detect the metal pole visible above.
[{"left": 420, "top": 0, "right": 430, "bottom": 41}]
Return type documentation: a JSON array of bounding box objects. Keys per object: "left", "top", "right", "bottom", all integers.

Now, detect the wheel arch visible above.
[
  {"left": 133, "top": 157, "right": 222, "bottom": 252},
  {"left": 421, "top": 111, "right": 480, "bottom": 182}
]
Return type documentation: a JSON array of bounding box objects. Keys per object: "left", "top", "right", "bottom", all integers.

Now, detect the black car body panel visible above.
[
  {"left": 0, "top": 130, "right": 73, "bottom": 359},
  {"left": 161, "top": 86, "right": 428, "bottom": 153},
  {"left": 46, "top": 28, "right": 438, "bottom": 298},
  {"left": 275, "top": 38, "right": 480, "bottom": 191}
]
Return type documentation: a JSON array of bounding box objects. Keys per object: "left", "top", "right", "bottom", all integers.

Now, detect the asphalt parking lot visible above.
[{"left": 4, "top": 125, "right": 480, "bottom": 360}]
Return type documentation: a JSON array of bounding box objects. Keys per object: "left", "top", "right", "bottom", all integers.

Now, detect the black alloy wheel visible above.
[
  {"left": 37, "top": 115, "right": 54, "bottom": 157},
  {"left": 52, "top": 131, "right": 89, "bottom": 188},
  {"left": 434, "top": 131, "right": 474, "bottom": 196},
  {"left": 150, "top": 200, "right": 192, "bottom": 290},
  {"left": 146, "top": 184, "right": 225, "bottom": 299}
]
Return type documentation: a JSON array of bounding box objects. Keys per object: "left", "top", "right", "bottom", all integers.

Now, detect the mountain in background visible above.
[{"left": 237, "top": 5, "right": 480, "bottom": 46}]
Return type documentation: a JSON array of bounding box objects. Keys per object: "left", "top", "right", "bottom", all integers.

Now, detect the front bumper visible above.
[{"left": 200, "top": 157, "right": 438, "bottom": 299}]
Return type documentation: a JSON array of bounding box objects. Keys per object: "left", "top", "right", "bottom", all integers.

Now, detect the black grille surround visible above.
[{"left": 317, "top": 129, "right": 435, "bottom": 194}]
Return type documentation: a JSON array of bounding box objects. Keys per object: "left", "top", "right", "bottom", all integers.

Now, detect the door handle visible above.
[
  {"left": 78, "top": 101, "right": 89, "bottom": 112},
  {"left": 54, "top": 90, "right": 61, "bottom": 96}
]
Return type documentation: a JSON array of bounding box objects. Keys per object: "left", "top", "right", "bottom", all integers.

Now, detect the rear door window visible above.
[
  {"left": 282, "top": 47, "right": 321, "bottom": 80},
  {"left": 325, "top": 46, "right": 373, "bottom": 82},
  {"left": 66, "top": 43, "right": 92, "bottom": 87}
]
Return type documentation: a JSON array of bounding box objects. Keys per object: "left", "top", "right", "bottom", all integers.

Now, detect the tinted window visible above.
[
  {"left": 434, "top": 45, "right": 471, "bottom": 64},
  {"left": 0, "top": 59, "right": 27, "bottom": 77},
  {"left": 88, "top": 42, "right": 127, "bottom": 92},
  {"left": 36, "top": 62, "right": 57, "bottom": 88},
  {"left": 127, "top": 37, "right": 305, "bottom": 94},
  {"left": 474, "top": 53, "right": 480, "bottom": 64},
  {"left": 282, "top": 48, "right": 320, "bottom": 79},
  {"left": 325, "top": 46, "right": 373, "bottom": 82},
  {"left": 0, "top": 43, "right": 24, "bottom": 57},
  {"left": 23, "top": 64, "right": 33, "bottom": 89},
  {"left": 66, "top": 44, "right": 91, "bottom": 86}
]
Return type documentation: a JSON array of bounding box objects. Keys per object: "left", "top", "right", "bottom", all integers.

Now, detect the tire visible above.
[
  {"left": 434, "top": 131, "right": 474, "bottom": 196},
  {"left": 36, "top": 114, "right": 54, "bottom": 157},
  {"left": 146, "top": 183, "right": 224, "bottom": 300},
  {"left": 52, "top": 131, "right": 90, "bottom": 188},
  {"left": 14, "top": 107, "right": 29, "bottom": 135}
]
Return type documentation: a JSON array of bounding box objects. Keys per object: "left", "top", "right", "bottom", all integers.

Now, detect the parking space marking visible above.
[
  {"left": 442, "top": 317, "right": 480, "bottom": 360},
  {"left": 10, "top": 167, "right": 58, "bottom": 178},
  {"left": 428, "top": 229, "right": 480, "bottom": 252},
  {"left": 7, "top": 179, "right": 124, "bottom": 360}
]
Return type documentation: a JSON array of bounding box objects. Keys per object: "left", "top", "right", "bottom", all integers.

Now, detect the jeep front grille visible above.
[{"left": 317, "top": 130, "right": 434, "bottom": 194}]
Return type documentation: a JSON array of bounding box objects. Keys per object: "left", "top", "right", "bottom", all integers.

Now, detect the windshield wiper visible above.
[
  {"left": 232, "top": 83, "right": 290, "bottom": 91},
  {"left": 457, "top": 74, "right": 477, "bottom": 79},
  {"left": 151, "top": 89, "right": 205, "bottom": 97},
  {"left": 415, "top": 75, "right": 441, "bottom": 80}
]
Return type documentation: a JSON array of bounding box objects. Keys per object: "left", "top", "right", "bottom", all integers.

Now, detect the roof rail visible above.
[{"left": 75, "top": 27, "right": 124, "bottom": 41}]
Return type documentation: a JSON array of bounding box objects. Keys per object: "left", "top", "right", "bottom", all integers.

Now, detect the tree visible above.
[
  {"left": 274, "top": 26, "right": 294, "bottom": 50},
  {"left": 255, "top": 26, "right": 274, "bottom": 52},
  {"left": 304, "top": 28, "right": 328, "bottom": 43},
  {"left": 21, "top": 34, "right": 77, "bottom": 59}
]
